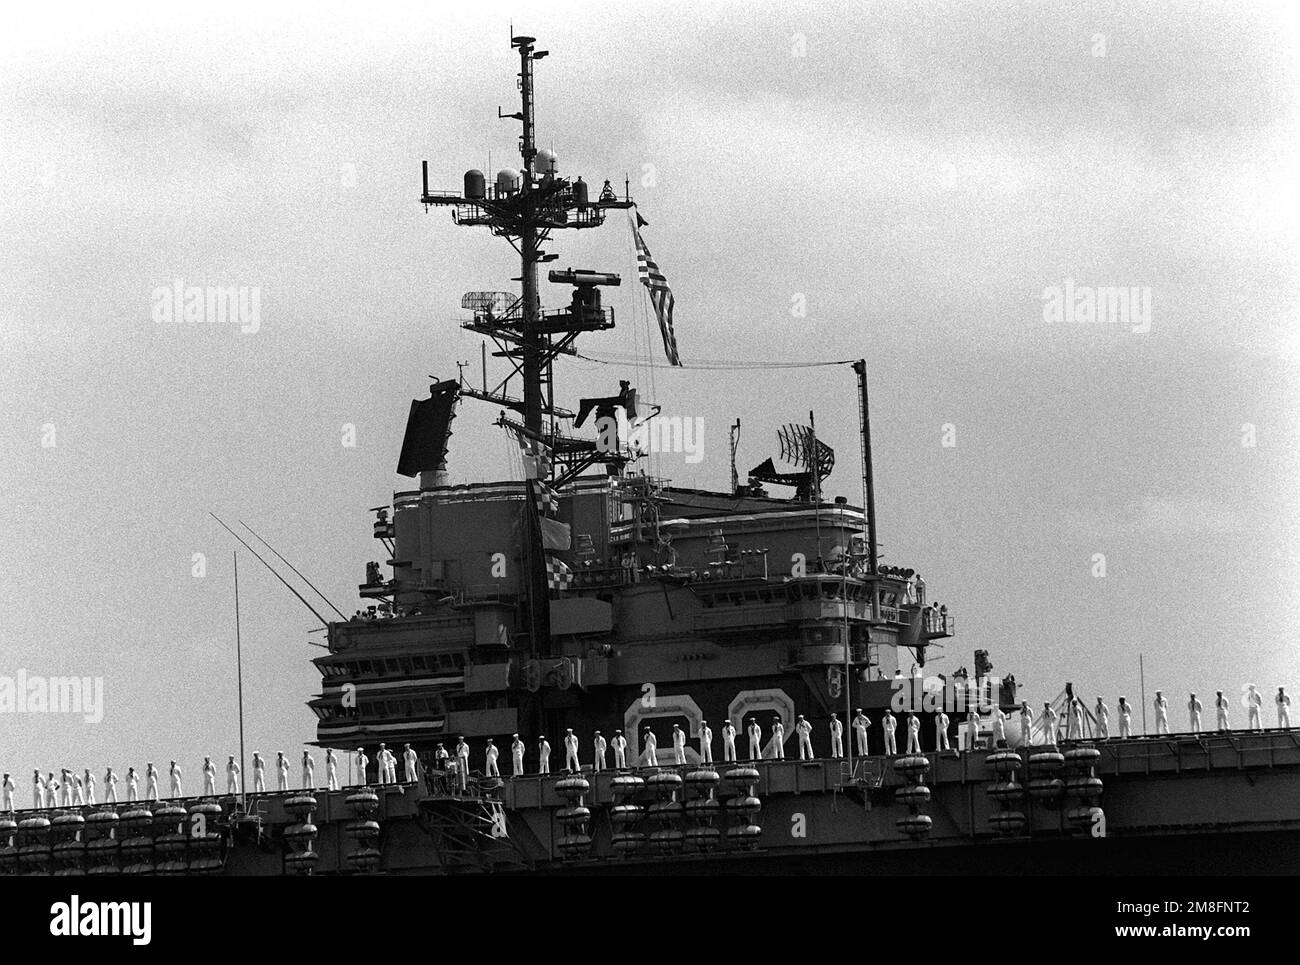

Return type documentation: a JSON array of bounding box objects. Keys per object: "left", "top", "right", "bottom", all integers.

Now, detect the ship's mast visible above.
[{"left": 515, "top": 35, "right": 543, "bottom": 435}]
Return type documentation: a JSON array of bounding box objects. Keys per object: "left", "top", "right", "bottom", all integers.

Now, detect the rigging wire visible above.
[{"left": 573, "top": 352, "right": 856, "bottom": 371}]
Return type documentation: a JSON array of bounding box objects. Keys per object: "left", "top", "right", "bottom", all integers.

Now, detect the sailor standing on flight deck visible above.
[
  {"left": 60, "top": 768, "right": 73, "bottom": 806},
  {"left": 126, "top": 767, "right": 138, "bottom": 802},
  {"left": 32, "top": 770, "right": 42, "bottom": 810},
  {"left": 84, "top": 769, "right": 96, "bottom": 806},
  {"left": 1095, "top": 697, "right": 1110, "bottom": 739},
  {"left": 276, "top": 752, "right": 290, "bottom": 791},
  {"left": 169, "top": 760, "right": 183, "bottom": 799},
  {"left": 353, "top": 749, "right": 368, "bottom": 787},
  {"left": 1278, "top": 688, "right": 1292, "bottom": 729},
  {"left": 966, "top": 708, "right": 982, "bottom": 752},
  {"left": 1040, "top": 704, "right": 1058, "bottom": 745},
  {"left": 105, "top": 768, "right": 119, "bottom": 804},
  {"left": 387, "top": 745, "right": 400, "bottom": 785},
  {"left": 641, "top": 728, "right": 658, "bottom": 767},
  {"left": 829, "top": 713, "right": 843, "bottom": 758},
  {"left": 403, "top": 744, "right": 418, "bottom": 784},
  {"left": 905, "top": 712, "right": 921, "bottom": 754},
  {"left": 1117, "top": 697, "right": 1132, "bottom": 739},
  {"left": 1018, "top": 702, "right": 1033, "bottom": 747},
  {"left": 145, "top": 762, "right": 159, "bottom": 801},
  {"left": 253, "top": 752, "right": 267, "bottom": 792},
  {"left": 593, "top": 731, "right": 607, "bottom": 771},
  {"left": 1188, "top": 693, "right": 1203, "bottom": 733},
  {"left": 564, "top": 729, "right": 581, "bottom": 773},
  {"left": 721, "top": 720, "right": 737, "bottom": 762},
  {"left": 485, "top": 739, "right": 500, "bottom": 777},
  {"left": 699, "top": 721, "right": 714, "bottom": 764},
  {"left": 302, "top": 751, "right": 315, "bottom": 789},
  {"left": 852, "top": 709, "right": 870, "bottom": 756},
  {"left": 746, "top": 718, "right": 762, "bottom": 761},
  {"left": 935, "top": 710, "right": 951, "bottom": 751},
  {"left": 991, "top": 707, "right": 1008, "bottom": 746},
  {"left": 671, "top": 724, "right": 687, "bottom": 765},
  {"left": 434, "top": 743, "right": 450, "bottom": 773},
  {"left": 1246, "top": 685, "right": 1263, "bottom": 732},
  {"left": 45, "top": 772, "right": 59, "bottom": 808},
  {"left": 882, "top": 710, "right": 897, "bottom": 755},
  {"left": 796, "top": 715, "right": 814, "bottom": 760},
  {"left": 455, "top": 736, "right": 471, "bottom": 789},
  {"left": 612, "top": 730, "right": 628, "bottom": 768},
  {"left": 770, "top": 716, "right": 786, "bottom": 760},
  {"left": 202, "top": 757, "right": 217, "bottom": 797},
  {"left": 537, "top": 735, "right": 552, "bottom": 775},
  {"left": 226, "top": 756, "right": 240, "bottom": 795},
  {"left": 1, "top": 774, "right": 13, "bottom": 812},
  {"left": 326, "top": 749, "right": 339, "bottom": 791},
  {"left": 1153, "top": 691, "right": 1169, "bottom": 735},
  {"left": 511, "top": 734, "right": 525, "bottom": 776},
  {"left": 1214, "top": 691, "right": 1229, "bottom": 732},
  {"left": 375, "top": 744, "right": 389, "bottom": 786}
]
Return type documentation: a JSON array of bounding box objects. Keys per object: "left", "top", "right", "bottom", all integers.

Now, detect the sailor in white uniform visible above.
[
  {"left": 796, "top": 715, "right": 815, "bottom": 760},
  {"left": 611, "top": 730, "right": 628, "bottom": 769},
  {"left": 326, "top": 749, "right": 339, "bottom": 791},
  {"left": 991, "top": 707, "right": 1008, "bottom": 746},
  {"left": 593, "top": 731, "right": 608, "bottom": 771},
  {"left": 699, "top": 721, "right": 714, "bottom": 764},
  {"left": 352, "top": 749, "right": 367, "bottom": 787},
  {"left": 1247, "top": 685, "right": 1263, "bottom": 731},
  {"left": 226, "top": 756, "right": 240, "bottom": 795},
  {"left": 670, "top": 724, "right": 687, "bottom": 765},
  {"left": 72, "top": 775, "right": 84, "bottom": 806},
  {"left": 935, "top": 710, "right": 951, "bottom": 751},
  {"left": 537, "top": 735, "right": 552, "bottom": 775},
  {"left": 905, "top": 712, "right": 921, "bottom": 754},
  {"left": 1019, "top": 702, "right": 1034, "bottom": 747},
  {"left": 386, "top": 745, "right": 400, "bottom": 785},
  {"left": 126, "top": 767, "right": 139, "bottom": 803},
  {"left": 966, "top": 708, "right": 982, "bottom": 752},
  {"left": 46, "top": 772, "right": 59, "bottom": 808},
  {"left": 1153, "top": 691, "right": 1169, "bottom": 735},
  {"left": 60, "top": 769, "right": 73, "bottom": 806},
  {"left": 746, "top": 718, "right": 762, "bottom": 761},
  {"left": 168, "top": 761, "right": 182, "bottom": 799},
  {"left": 1188, "top": 693, "right": 1203, "bottom": 734},
  {"left": 32, "top": 771, "right": 43, "bottom": 810},
  {"left": 1, "top": 773, "right": 13, "bottom": 812},
  {"left": 852, "top": 709, "right": 871, "bottom": 756},
  {"left": 302, "top": 751, "right": 315, "bottom": 789},
  {"left": 202, "top": 757, "right": 217, "bottom": 797},
  {"left": 641, "top": 728, "right": 657, "bottom": 767},
  {"left": 485, "top": 739, "right": 500, "bottom": 778},
  {"left": 1095, "top": 697, "right": 1110, "bottom": 739},
  {"left": 1065, "top": 698, "right": 1082, "bottom": 740},
  {"left": 276, "top": 752, "right": 289, "bottom": 791},
  {"left": 403, "top": 744, "right": 418, "bottom": 784},
  {"left": 105, "top": 768, "right": 119, "bottom": 804},
  {"left": 1206, "top": 697, "right": 1227, "bottom": 733},
  {"left": 455, "top": 737, "right": 470, "bottom": 789},
  {"left": 1117, "top": 697, "right": 1132, "bottom": 739},
  {"left": 375, "top": 744, "right": 389, "bottom": 785},
  {"left": 564, "top": 729, "right": 581, "bottom": 772},
  {"left": 721, "top": 720, "right": 737, "bottom": 762},
  {"left": 83, "top": 769, "right": 96, "bottom": 806},
  {"left": 253, "top": 753, "right": 267, "bottom": 792},
  {"left": 829, "top": 713, "right": 843, "bottom": 758},
  {"left": 882, "top": 710, "right": 897, "bottom": 756},
  {"left": 769, "top": 717, "right": 786, "bottom": 760},
  {"left": 1042, "top": 704, "right": 1060, "bottom": 745},
  {"left": 511, "top": 734, "right": 525, "bottom": 776},
  {"left": 145, "top": 763, "right": 160, "bottom": 801},
  {"left": 1278, "top": 688, "right": 1292, "bottom": 729}
]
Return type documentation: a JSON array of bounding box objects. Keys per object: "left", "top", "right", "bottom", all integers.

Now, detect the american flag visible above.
[{"left": 631, "top": 212, "right": 682, "bottom": 366}]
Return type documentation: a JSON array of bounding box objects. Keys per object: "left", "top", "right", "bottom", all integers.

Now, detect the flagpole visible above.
[{"left": 234, "top": 550, "right": 247, "bottom": 812}]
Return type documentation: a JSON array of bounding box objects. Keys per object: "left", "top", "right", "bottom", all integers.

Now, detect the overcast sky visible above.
[{"left": 2, "top": 0, "right": 1298, "bottom": 777}]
